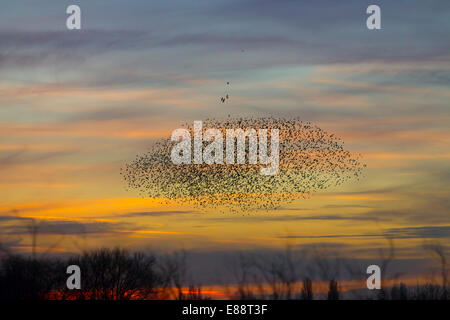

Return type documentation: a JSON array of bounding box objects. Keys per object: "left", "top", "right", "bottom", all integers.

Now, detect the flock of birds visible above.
[{"left": 121, "top": 117, "right": 365, "bottom": 213}]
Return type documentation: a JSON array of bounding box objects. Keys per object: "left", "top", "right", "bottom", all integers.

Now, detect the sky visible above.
[{"left": 0, "top": 1, "right": 449, "bottom": 289}]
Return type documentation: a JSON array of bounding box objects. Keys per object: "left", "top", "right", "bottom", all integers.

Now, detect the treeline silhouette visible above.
[
  {"left": 0, "top": 248, "right": 206, "bottom": 300},
  {"left": 223, "top": 243, "right": 448, "bottom": 300},
  {"left": 0, "top": 244, "right": 447, "bottom": 300}
]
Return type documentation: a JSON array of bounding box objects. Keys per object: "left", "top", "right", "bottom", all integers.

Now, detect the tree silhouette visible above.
[
  {"left": 64, "top": 248, "right": 162, "bottom": 300},
  {"left": 327, "top": 279, "right": 339, "bottom": 300},
  {"left": 301, "top": 278, "right": 313, "bottom": 300}
]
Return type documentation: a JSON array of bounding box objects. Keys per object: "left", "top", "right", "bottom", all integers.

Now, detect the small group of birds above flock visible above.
[{"left": 220, "top": 82, "right": 230, "bottom": 103}]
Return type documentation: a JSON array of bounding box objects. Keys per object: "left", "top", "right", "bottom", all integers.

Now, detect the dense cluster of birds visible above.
[{"left": 121, "top": 117, "right": 365, "bottom": 213}]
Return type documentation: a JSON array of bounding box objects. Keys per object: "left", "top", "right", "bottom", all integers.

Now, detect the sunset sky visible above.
[{"left": 0, "top": 1, "right": 449, "bottom": 289}]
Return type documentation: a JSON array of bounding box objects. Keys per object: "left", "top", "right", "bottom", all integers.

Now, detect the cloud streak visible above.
[{"left": 277, "top": 225, "right": 450, "bottom": 240}]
